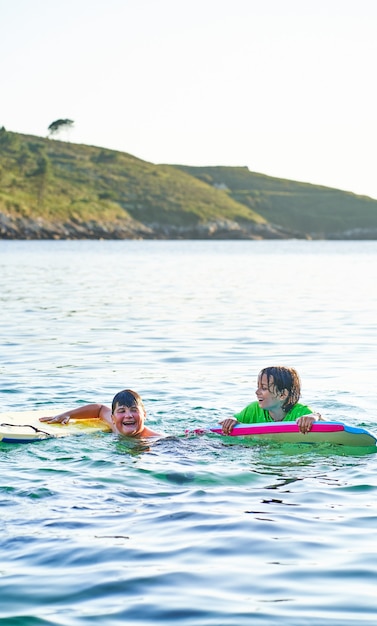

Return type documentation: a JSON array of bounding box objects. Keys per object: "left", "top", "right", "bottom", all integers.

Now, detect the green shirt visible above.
[{"left": 234, "top": 401, "right": 312, "bottom": 423}]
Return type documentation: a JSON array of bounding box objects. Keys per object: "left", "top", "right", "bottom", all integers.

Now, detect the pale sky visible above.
[{"left": 1, "top": 0, "right": 377, "bottom": 199}]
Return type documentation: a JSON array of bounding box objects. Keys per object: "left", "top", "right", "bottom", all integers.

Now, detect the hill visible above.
[
  {"left": 1, "top": 128, "right": 377, "bottom": 239},
  {"left": 174, "top": 165, "right": 377, "bottom": 238}
]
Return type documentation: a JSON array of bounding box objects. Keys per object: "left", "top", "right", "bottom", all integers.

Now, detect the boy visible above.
[
  {"left": 220, "top": 366, "right": 321, "bottom": 435},
  {"left": 40, "top": 389, "right": 160, "bottom": 438}
]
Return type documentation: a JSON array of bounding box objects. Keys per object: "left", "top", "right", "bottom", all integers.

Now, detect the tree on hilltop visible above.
[{"left": 47, "top": 119, "right": 74, "bottom": 139}]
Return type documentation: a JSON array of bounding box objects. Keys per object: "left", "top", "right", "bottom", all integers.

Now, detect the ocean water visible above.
[{"left": 1, "top": 239, "right": 377, "bottom": 625}]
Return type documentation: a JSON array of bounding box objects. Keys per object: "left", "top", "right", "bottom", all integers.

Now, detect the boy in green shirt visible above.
[{"left": 221, "top": 366, "right": 321, "bottom": 435}]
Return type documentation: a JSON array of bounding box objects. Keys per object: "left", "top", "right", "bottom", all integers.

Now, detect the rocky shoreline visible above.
[
  {"left": 1, "top": 213, "right": 377, "bottom": 240},
  {"left": 0, "top": 214, "right": 308, "bottom": 240}
]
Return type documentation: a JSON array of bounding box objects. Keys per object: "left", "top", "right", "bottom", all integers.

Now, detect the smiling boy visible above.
[
  {"left": 40, "top": 389, "right": 160, "bottom": 438},
  {"left": 220, "top": 366, "right": 321, "bottom": 435}
]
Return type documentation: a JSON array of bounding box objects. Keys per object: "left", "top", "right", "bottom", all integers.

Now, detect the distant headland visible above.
[{"left": 1, "top": 128, "right": 377, "bottom": 240}]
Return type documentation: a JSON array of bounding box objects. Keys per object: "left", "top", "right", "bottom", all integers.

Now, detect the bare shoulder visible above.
[{"left": 141, "top": 426, "right": 161, "bottom": 438}]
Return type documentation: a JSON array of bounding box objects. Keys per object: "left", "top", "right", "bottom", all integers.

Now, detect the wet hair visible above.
[
  {"left": 111, "top": 389, "right": 145, "bottom": 413},
  {"left": 258, "top": 366, "right": 301, "bottom": 413}
]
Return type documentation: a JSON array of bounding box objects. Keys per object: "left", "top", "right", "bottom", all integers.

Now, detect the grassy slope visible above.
[
  {"left": 1, "top": 129, "right": 377, "bottom": 237},
  {"left": 0, "top": 131, "right": 265, "bottom": 229},
  {"left": 173, "top": 165, "right": 377, "bottom": 235}
]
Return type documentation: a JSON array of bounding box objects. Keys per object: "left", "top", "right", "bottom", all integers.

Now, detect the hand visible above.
[
  {"left": 219, "top": 418, "right": 237, "bottom": 435},
  {"left": 296, "top": 413, "right": 319, "bottom": 434},
  {"left": 39, "top": 414, "right": 71, "bottom": 425}
]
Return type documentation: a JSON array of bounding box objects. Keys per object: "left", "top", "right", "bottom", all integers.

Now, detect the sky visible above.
[{"left": 1, "top": 0, "right": 377, "bottom": 199}]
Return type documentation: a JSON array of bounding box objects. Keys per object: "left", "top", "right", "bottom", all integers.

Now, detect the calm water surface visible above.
[{"left": 1, "top": 240, "right": 377, "bottom": 625}]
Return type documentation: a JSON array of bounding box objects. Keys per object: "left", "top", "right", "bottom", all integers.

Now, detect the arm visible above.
[
  {"left": 220, "top": 404, "right": 252, "bottom": 435},
  {"left": 296, "top": 411, "right": 323, "bottom": 434},
  {"left": 219, "top": 417, "right": 238, "bottom": 435},
  {"left": 39, "top": 404, "right": 109, "bottom": 425}
]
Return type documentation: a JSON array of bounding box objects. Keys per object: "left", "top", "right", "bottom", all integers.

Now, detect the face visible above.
[
  {"left": 111, "top": 402, "right": 146, "bottom": 437},
  {"left": 255, "top": 374, "right": 287, "bottom": 411}
]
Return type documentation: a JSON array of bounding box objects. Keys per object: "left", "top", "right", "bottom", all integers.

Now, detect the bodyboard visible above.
[
  {"left": 187, "top": 421, "right": 377, "bottom": 447},
  {"left": 0, "top": 409, "right": 111, "bottom": 444}
]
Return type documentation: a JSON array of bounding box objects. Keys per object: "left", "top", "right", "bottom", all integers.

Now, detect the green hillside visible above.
[
  {"left": 0, "top": 129, "right": 266, "bottom": 239},
  {"left": 174, "top": 165, "right": 377, "bottom": 237},
  {"left": 1, "top": 128, "right": 377, "bottom": 239}
]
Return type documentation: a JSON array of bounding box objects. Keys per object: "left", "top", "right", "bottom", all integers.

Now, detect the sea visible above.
[{"left": 1, "top": 239, "right": 377, "bottom": 625}]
